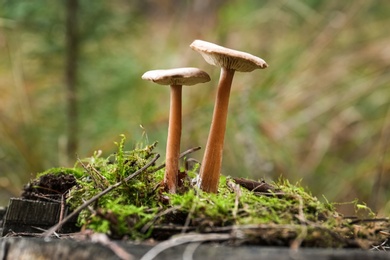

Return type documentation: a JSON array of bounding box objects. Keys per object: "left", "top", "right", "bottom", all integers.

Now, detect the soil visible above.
[{"left": 21, "top": 173, "right": 77, "bottom": 202}]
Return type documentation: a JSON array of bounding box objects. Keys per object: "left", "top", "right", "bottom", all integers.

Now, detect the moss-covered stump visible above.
[{"left": 3, "top": 136, "right": 389, "bottom": 250}]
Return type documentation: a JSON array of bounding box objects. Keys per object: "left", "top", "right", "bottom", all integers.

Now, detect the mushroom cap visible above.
[
  {"left": 142, "top": 67, "right": 211, "bottom": 86},
  {"left": 190, "top": 40, "right": 268, "bottom": 72}
]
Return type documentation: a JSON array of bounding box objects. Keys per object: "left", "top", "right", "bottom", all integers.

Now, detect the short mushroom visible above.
[
  {"left": 142, "top": 67, "right": 210, "bottom": 193},
  {"left": 190, "top": 40, "right": 268, "bottom": 193}
]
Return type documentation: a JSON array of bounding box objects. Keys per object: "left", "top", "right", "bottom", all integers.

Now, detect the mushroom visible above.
[
  {"left": 190, "top": 40, "right": 268, "bottom": 193},
  {"left": 142, "top": 67, "right": 211, "bottom": 193}
]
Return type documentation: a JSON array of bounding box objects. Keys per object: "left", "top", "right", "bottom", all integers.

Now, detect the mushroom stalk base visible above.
[{"left": 199, "top": 68, "right": 235, "bottom": 193}]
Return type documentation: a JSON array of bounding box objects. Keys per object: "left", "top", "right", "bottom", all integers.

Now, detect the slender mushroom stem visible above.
[
  {"left": 199, "top": 68, "right": 235, "bottom": 193},
  {"left": 165, "top": 84, "right": 182, "bottom": 193},
  {"left": 190, "top": 39, "right": 268, "bottom": 193},
  {"left": 142, "top": 67, "right": 210, "bottom": 193}
]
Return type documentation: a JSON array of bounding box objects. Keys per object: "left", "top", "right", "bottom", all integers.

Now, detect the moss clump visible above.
[
  {"left": 166, "top": 176, "right": 339, "bottom": 239},
  {"left": 29, "top": 135, "right": 389, "bottom": 248},
  {"left": 64, "top": 135, "right": 161, "bottom": 239},
  {"left": 36, "top": 167, "right": 85, "bottom": 179}
]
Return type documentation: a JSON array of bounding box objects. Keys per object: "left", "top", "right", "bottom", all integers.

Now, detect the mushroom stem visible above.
[
  {"left": 142, "top": 67, "right": 210, "bottom": 194},
  {"left": 165, "top": 84, "right": 182, "bottom": 193},
  {"left": 199, "top": 68, "right": 235, "bottom": 193}
]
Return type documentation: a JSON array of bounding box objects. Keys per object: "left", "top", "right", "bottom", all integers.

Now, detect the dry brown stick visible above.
[
  {"left": 42, "top": 154, "right": 160, "bottom": 238},
  {"left": 154, "top": 146, "right": 201, "bottom": 171}
]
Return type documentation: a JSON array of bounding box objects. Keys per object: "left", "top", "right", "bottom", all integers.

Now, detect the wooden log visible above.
[
  {"left": 0, "top": 237, "right": 124, "bottom": 260},
  {"left": 1, "top": 236, "right": 388, "bottom": 260}
]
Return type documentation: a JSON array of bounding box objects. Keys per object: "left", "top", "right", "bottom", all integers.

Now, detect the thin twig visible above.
[
  {"left": 182, "top": 242, "right": 202, "bottom": 260},
  {"left": 29, "top": 194, "right": 61, "bottom": 203},
  {"left": 178, "top": 146, "right": 201, "bottom": 159},
  {"left": 154, "top": 147, "right": 201, "bottom": 171},
  {"left": 349, "top": 218, "right": 389, "bottom": 225},
  {"left": 232, "top": 182, "right": 241, "bottom": 220},
  {"left": 42, "top": 154, "right": 160, "bottom": 238},
  {"left": 181, "top": 194, "right": 199, "bottom": 234},
  {"left": 90, "top": 233, "right": 134, "bottom": 260},
  {"left": 140, "top": 233, "right": 231, "bottom": 260},
  {"left": 77, "top": 157, "right": 108, "bottom": 190},
  {"left": 185, "top": 158, "right": 200, "bottom": 172},
  {"left": 290, "top": 194, "right": 308, "bottom": 250},
  {"left": 59, "top": 193, "right": 66, "bottom": 229},
  {"left": 140, "top": 206, "right": 181, "bottom": 234}
]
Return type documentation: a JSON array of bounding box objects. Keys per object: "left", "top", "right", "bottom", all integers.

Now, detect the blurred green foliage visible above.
[{"left": 0, "top": 0, "right": 389, "bottom": 216}]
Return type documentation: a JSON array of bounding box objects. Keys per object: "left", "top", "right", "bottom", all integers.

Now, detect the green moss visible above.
[
  {"left": 31, "top": 135, "right": 387, "bottom": 247},
  {"left": 36, "top": 167, "right": 84, "bottom": 179},
  {"left": 167, "top": 176, "right": 335, "bottom": 229}
]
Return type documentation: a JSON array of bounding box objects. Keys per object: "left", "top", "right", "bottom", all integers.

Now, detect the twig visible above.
[
  {"left": 29, "top": 194, "right": 61, "bottom": 203},
  {"left": 41, "top": 154, "right": 160, "bottom": 238},
  {"left": 59, "top": 193, "right": 66, "bottom": 229},
  {"left": 140, "top": 233, "right": 231, "bottom": 260},
  {"left": 349, "top": 218, "right": 389, "bottom": 225},
  {"left": 182, "top": 242, "right": 202, "bottom": 260},
  {"left": 90, "top": 233, "right": 134, "bottom": 260},
  {"left": 181, "top": 194, "right": 199, "bottom": 234},
  {"left": 77, "top": 157, "right": 108, "bottom": 190},
  {"left": 154, "top": 146, "right": 201, "bottom": 171},
  {"left": 185, "top": 158, "right": 200, "bottom": 172},
  {"left": 370, "top": 239, "right": 389, "bottom": 251},
  {"left": 253, "top": 192, "right": 286, "bottom": 197},
  {"left": 140, "top": 206, "right": 181, "bottom": 234},
  {"left": 290, "top": 195, "right": 308, "bottom": 250},
  {"left": 178, "top": 146, "right": 201, "bottom": 159},
  {"left": 232, "top": 182, "right": 241, "bottom": 220}
]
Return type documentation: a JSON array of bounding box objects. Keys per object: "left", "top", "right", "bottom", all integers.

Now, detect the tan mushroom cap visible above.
[
  {"left": 190, "top": 40, "right": 268, "bottom": 72},
  {"left": 142, "top": 67, "right": 211, "bottom": 86}
]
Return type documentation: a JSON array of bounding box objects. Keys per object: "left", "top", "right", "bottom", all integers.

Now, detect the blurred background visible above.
[{"left": 0, "top": 0, "right": 389, "bottom": 216}]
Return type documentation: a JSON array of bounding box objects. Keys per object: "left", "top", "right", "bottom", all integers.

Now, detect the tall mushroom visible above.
[
  {"left": 190, "top": 40, "right": 268, "bottom": 193},
  {"left": 142, "top": 67, "right": 210, "bottom": 193}
]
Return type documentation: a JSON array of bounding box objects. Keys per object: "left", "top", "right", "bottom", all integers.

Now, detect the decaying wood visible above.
[
  {"left": 2, "top": 199, "right": 78, "bottom": 236},
  {"left": 232, "top": 177, "right": 276, "bottom": 193},
  {"left": 0, "top": 237, "right": 131, "bottom": 260}
]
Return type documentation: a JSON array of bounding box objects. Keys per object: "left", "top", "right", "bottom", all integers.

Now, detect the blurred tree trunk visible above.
[{"left": 65, "top": 0, "right": 79, "bottom": 165}]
